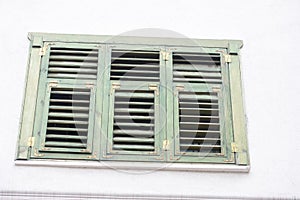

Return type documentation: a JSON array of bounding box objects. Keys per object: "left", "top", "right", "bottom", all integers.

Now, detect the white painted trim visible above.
[
  {"left": 0, "top": 190, "right": 273, "bottom": 200},
  {"left": 15, "top": 160, "right": 249, "bottom": 173}
]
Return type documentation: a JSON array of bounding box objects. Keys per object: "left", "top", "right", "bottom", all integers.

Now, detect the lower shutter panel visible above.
[
  {"left": 178, "top": 91, "right": 221, "bottom": 153},
  {"left": 42, "top": 87, "right": 92, "bottom": 153},
  {"left": 112, "top": 90, "right": 155, "bottom": 152}
]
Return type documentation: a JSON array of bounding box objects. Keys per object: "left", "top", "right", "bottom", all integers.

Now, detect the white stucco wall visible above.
[{"left": 0, "top": 0, "right": 299, "bottom": 198}]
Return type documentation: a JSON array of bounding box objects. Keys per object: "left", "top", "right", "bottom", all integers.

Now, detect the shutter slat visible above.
[
  {"left": 51, "top": 91, "right": 90, "bottom": 95},
  {"left": 113, "top": 129, "right": 154, "bottom": 136},
  {"left": 173, "top": 53, "right": 220, "bottom": 58},
  {"left": 48, "top": 119, "right": 88, "bottom": 125},
  {"left": 180, "top": 94, "right": 218, "bottom": 100},
  {"left": 51, "top": 49, "right": 98, "bottom": 55},
  {"left": 114, "top": 122, "right": 154, "bottom": 127},
  {"left": 115, "top": 92, "right": 154, "bottom": 98},
  {"left": 180, "top": 108, "right": 219, "bottom": 111},
  {"left": 48, "top": 112, "right": 89, "bottom": 118},
  {"left": 174, "top": 78, "right": 222, "bottom": 84},
  {"left": 114, "top": 108, "right": 154, "bottom": 113},
  {"left": 111, "top": 64, "right": 159, "bottom": 68},
  {"left": 112, "top": 50, "right": 158, "bottom": 54},
  {"left": 180, "top": 129, "right": 220, "bottom": 134},
  {"left": 113, "top": 137, "right": 154, "bottom": 143},
  {"left": 180, "top": 122, "right": 220, "bottom": 126},
  {"left": 114, "top": 115, "right": 154, "bottom": 120},
  {"left": 180, "top": 137, "right": 220, "bottom": 141},
  {"left": 50, "top": 99, "right": 90, "bottom": 104},
  {"left": 49, "top": 61, "right": 97, "bottom": 68},
  {"left": 180, "top": 115, "right": 219, "bottom": 119},
  {"left": 49, "top": 106, "right": 89, "bottom": 111},
  {"left": 111, "top": 57, "right": 159, "bottom": 62},
  {"left": 115, "top": 101, "right": 153, "bottom": 106},
  {"left": 180, "top": 144, "right": 221, "bottom": 148},
  {"left": 48, "top": 74, "right": 97, "bottom": 79},
  {"left": 173, "top": 59, "right": 220, "bottom": 65},
  {"left": 110, "top": 76, "right": 159, "bottom": 81},
  {"left": 111, "top": 69, "right": 159, "bottom": 74},
  {"left": 174, "top": 65, "right": 221, "bottom": 72},
  {"left": 47, "top": 127, "right": 88, "bottom": 132},
  {"left": 45, "top": 141, "right": 87, "bottom": 148},
  {"left": 173, "top": 71, "right": 221, "bottom": 78},
  {"left": 46, "top": 134, "right": 88, "bottom": 140},
  {"left": 48, "top": 68, "right": 97, "bottom": 73},
  {"left": 113, "top": 144, "right": 154, "bottom": 151},
  {"left": 50, "top": 55, "right": 98, "bottom": 61}
]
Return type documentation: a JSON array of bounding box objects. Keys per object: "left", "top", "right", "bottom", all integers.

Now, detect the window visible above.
[{"left": 16, "top": 33, "right": 249, "bottom": 167}]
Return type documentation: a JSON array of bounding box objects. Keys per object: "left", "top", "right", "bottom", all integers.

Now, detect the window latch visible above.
[
  {"left": 162, "top": 51, "right": 170, "bottom": 61},
  {"left": 163, "top": 140, "right": 169, "bottom": 151},
  {"left": 27, "top": 137, "right": 35, "bottom": 147},
  {"left": 231, "top": 142, "right": 238, "bottom": 152},
  {"left": 224, "top": 54, "right": 232, "bottom": 63}
]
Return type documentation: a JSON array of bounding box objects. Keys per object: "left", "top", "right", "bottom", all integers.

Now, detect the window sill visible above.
[{"left": 15, "top": 160, "right": 250, "bottom": 173}]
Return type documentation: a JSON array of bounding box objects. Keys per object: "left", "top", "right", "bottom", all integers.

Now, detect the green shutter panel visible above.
[
  {"left": 167, "top": 47, "right": 234, "bottom": 163},
  {"left": 30, "top": 42, "right": 101, "bottom": 160},
  {"left": 101, "top": 45, "right": 165, "bottom": 161}
]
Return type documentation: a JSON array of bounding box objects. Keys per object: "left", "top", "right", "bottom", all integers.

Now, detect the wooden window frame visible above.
[{"left": 16, "top": 32, "right": 249, "bottom": 170}]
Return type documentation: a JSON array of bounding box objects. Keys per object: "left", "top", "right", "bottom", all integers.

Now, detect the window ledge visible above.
[{"left": 15, "top": 160, "right": 250, "bottom": 173}]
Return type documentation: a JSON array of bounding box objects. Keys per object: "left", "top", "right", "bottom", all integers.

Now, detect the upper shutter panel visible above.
[
  {"left": 43, "top": 86, "right": 93, "bottom": 153},
  {"left": 110, "top": 50, "right": 160, "bottom": 82},
  {"left": 178, "top": 91, "right": 221, "bottom": 153},
  {"left": 173, "top": 52, "right": 222, "bottom": 84},
  {"left": 112, "top": 89, "right": 155, "bottom": 152},
  {"left": 48, "top": 47, "right": 98, "bottom": 80}
]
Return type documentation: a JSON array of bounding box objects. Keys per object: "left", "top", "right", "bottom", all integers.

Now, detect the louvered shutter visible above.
[
  {"left": 102, "top": 45, "right": 164, "bottom": 161},
  {"left": 167, "top": 47, "right": 235, "bottom": 163},
  {"left": 30, "top": 42, "right": 101, "bottom": 160}
]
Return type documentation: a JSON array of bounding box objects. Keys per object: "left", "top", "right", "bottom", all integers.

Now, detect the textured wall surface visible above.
[{"left": 0, "top": 0, "right": 299, "bottom": 198}]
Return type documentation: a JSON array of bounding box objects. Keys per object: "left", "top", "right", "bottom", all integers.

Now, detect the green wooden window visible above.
[{"left": 16, "top": 33, "right": 249, "bottom": 166}]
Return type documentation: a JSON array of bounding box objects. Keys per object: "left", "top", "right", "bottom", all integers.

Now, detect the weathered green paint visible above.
[
  {"left": 18, "top": 33, "right": 248, "bottom": 167},
  {"left": 229, "top": 55, "right": 249, "bottom": 165},
  {"left": 28, "top": 32, "right": 242, "bottom": 50},
  {"left": 16, "top": 43, "right": 42, "bottom": 160},
  {"left": 29, "top": 42, "right": 100, "bottom": 160}
]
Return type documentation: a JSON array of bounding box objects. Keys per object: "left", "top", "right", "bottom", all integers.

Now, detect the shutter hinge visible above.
[
  {"left": 231, "top": 142, "right": 238, "bottom": 153},
  {"left": 212, "top": 86, "right": 221, "bottom": 92},
  {"left": 112, "top": 83, "right": 121, "bottom": 89},
  {"left": 39, "top": 44, "right": 48, "bottom": 56},
  {"left": 111, "top": 83, "right": 120, "bottom": 95},
  {"left": 162, "top": 140, "right": 170, "bottom": 151},
  {"left": 175, "top": 85, "right": 184, "bottom": 91},
  {"left": 162, "top": 51, "right": 170, "bottom": 61},
  {"left": 149, "top": 84, "right": 159, "bottom": 95},
  {"left": 49, "top": 81, "right": 58, "bottom": 87},
  {"left": 86, "top": 82, "right": 94, "bottom": 88},
  {"left": 224, "top": 54, "right": 232, "bottom": 63},
  {"left": 27, "top": 137, "right": 35, "bottom": 147}
]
